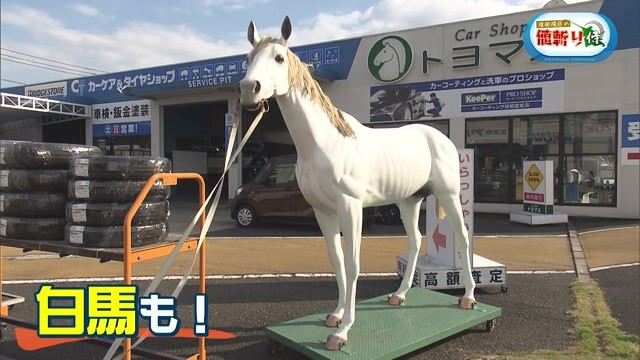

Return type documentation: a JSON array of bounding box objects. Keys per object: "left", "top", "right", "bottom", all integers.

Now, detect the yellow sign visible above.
[{"left": 525, "top": 164, "right": 544, "bottom": 191}]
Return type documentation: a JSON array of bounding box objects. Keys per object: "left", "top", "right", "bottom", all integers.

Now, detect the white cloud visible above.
[
  {"left": 0, "top": 0, "right": 588, "bottom": 86},
  {"left": 285, "top": 0, "right": 563, "bottom": 45},
  {"left": 201, "top": 0, "right": 271, "bottom": 11},
  {"left": 71, "top": 4, "right": 100, "bottom": 17},
  {"left": 1, "top": 5, "right": 251, "bottom": 82}
]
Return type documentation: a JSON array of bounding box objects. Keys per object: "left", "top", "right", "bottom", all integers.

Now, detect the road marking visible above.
[
  {"left": 590, "top": 262, "right": 639, "bottom": 272},
  {"left": 579, "top": 225, "right": 639, "bottom": 235},
  {"left": 2, "top": 254, "right": 78, "bottom": 261},
  {"left": 475, "top": 234, "right": 567, "bottom": 238}
]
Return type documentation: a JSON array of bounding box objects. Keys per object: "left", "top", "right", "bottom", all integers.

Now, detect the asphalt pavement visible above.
[
  {"left": 0, "top": 273, "right": 577, "bottom": 360},
  {"left": 0, "top": 200, "right": 638, "bottom": 360}
]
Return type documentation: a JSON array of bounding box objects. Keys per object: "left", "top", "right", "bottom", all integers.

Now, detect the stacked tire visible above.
[
  {"left": 65, "top": 156, "right": 172, "bottom": 248},
  {"left": 0, "top": 140, "right": 102, "bottom": 241}
]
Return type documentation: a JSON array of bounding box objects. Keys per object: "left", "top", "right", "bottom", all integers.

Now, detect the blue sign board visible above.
[
  {"left": 371, "top": 69, "right": 564, "bottom": 95},
  {"left": 621, "top": 114, "right": 640, "bottom": 148},
  {"left": 2, "top": 38, "right": 361, "bottom": 105},
  {"left": 461, "top": 87, "right": 542, "bottom": 112},
  {"left": 461, "top": 87, "right": 543, "bottom": 112},
  {"left": 93, "top": 121, "right": 151, "bottom": 137}
]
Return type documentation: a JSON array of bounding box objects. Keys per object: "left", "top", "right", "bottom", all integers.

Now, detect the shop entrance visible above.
[
  {"left": 163, "top": 101, "right": 228, "bottom": 199},
  {"left": 241, "top": 99, "right": 295, "bottom": 184},
  {"left": 42, "top": 118, "right": 86, "bottom": 144}
]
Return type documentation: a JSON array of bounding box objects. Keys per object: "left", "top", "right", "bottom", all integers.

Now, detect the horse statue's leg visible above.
[
  {"left": 325, "top": 196, "right": 363, "bottom": 351},
  {"left": 313, "top": 208, "right": 346, "bottom": 327},
  {"left": 388, "top": 197, "right": 424, "bottom": 305},
  {"left": 438, "top": 194, "right": 476, "bottom": 308}
]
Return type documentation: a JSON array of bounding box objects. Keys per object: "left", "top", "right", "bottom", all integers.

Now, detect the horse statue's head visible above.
[
  {"left": 239, "top": 16, "right": 293, "bottom": 108},
  {"left": 239, "top": 16, "right": 356, "bottom": 138}
]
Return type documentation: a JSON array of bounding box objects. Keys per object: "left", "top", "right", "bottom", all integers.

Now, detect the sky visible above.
[{"left": 0, "top": 0, "right": 589, "bottom": 88}]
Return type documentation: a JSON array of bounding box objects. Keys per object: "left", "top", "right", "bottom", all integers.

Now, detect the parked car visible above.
[{"left": 230, "top": 155, "right": 376, "bottom": 228}]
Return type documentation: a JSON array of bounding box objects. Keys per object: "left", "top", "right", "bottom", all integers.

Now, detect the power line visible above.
[
  {"left": 0, "top": 57, "right": 90, "bottom": 77},
  {"left": 1, "top": 47, "right": 109, "bottom": 73},
  {"left": 0, "top": 78, "right": 27, "bottom": 85},
  {"left": 1, "top": 54, "right": 98, "bottom": 76}
]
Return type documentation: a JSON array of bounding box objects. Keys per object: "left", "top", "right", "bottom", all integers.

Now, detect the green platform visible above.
[{"left": 265, "top": 288, "right": 501, "bottom": 360}]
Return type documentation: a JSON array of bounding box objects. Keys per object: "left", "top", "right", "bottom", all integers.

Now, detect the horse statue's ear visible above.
[
  {"left": 280, "top": 16, "right": 292, "bottom": 44},
  {"left": 247, "top": 20, "right": 261, "bottom": 47}
]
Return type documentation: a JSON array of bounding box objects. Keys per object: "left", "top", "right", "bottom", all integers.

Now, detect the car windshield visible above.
[{"left": 250, "top": 162, "right": 270, "bottom": 184}]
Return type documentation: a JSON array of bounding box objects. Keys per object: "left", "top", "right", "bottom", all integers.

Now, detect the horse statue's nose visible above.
[{"left": 239, "top": 79, "right": 261, "bottom": 95}]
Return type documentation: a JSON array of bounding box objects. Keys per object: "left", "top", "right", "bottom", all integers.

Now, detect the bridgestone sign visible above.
[{"left": 24, "top": 81, "right": 68, "bottom": 98}]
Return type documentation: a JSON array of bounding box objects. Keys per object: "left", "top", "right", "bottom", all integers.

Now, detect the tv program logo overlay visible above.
[
  {"left": 29, "top": 284, "right": 229, "bottom": 346},
  {"left": 523, "top": 12, "right": 617, "bottom": 63}
]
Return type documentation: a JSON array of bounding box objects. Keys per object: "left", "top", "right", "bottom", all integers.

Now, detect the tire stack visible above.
[
  {"left": 0, "top": 140, "right": 102, "bottom": 241},
  {"left": 65, "top": 156, "right": 172, "bottom": 248}
]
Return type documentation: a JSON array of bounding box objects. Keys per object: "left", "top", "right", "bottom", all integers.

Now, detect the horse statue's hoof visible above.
[
  {"left": 325, "top": 334, "right": 346, "bottom": 351},
  {"left": 325, "top": 314, "right": 342, "bottom": 327},
  {"left": 387, "top": 294, "right": 405, "bottom": 306},
  {"left": 458, "top": 297, "right": 476, "bottom": 309}
]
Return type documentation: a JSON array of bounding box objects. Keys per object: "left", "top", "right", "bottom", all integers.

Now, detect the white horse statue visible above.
[
  {"left": 239, "top": 16, "right": 476, "bottom": 351},
  {"left": 373, "top": 41, "right": 402, "bottom": 81}
]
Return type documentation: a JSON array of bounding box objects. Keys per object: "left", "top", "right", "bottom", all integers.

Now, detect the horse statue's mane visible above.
[{"left": 248, "top": 36, "right": 355, "bottom": 138}]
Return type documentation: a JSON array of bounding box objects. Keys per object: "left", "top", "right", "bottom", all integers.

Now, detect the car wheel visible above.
[
  {"left": 236, "top": 205, "right": 256, "bottom": 227},
  {"left": 403, "top": 104, "right": 413, "bottom": 121}
]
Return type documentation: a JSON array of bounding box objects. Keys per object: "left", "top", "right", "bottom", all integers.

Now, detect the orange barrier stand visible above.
[{"left": 0, "top": 172, "right": 208, "bottom": 360}]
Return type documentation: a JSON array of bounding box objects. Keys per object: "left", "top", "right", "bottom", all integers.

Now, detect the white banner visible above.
[
  {"left": 91, "top": 100, "right": 151, "bottom": 124},
  {"left": 425, "top": 149, "right": 474, "bottom": 268}
]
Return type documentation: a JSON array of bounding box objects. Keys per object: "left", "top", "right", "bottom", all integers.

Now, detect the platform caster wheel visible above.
[
  {"left": 486, "top": 319, "right": 496, "bottom": 332},
  {"left": 266, "top": 339, "right": 282, "bottom": 356},
  {"left": 0, "top": 323, "right": 7, "bottom": 341},
  {"left": 501, "top": 286, "right": 508, "bottom": 293}
]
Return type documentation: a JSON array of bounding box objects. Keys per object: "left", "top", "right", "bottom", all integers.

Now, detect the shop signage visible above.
[
  {"left": 524, "top": 163, "right": 543, "bottom": 191},
  {"left": 454, "top": 22, "right": 527, "bottom": 41},
  {"left": 93, "top": 121, "right": 151, "bottom": 137},
  {"left": 370, "top": 69, "right": 564, "bottom": 121},
  {"left": 24, "top": 81, "right": 67, "bottom": 98},
  {"left": 461, "top": 87, "right": 542, "bottom": 112},
  {"left": 523, "top": 160, "right": 554, "bottom": 214},
  {"left": 92, "top": 100, "right": 151, "bottom": 124},
  {"left": 367, "top": 35, "right": 413, "bottom": 83},
  {"left": 621, "top": 114, "right": 640, "bottom": 166},
  {"left": 523, "top": 12, "right": 617, "bottom": 63},
  {"left": 92, "top": 100, "right": 151, "bottom": 138},
  {"left": 60, "top": 38, "right": 361, "bottom": 102}
]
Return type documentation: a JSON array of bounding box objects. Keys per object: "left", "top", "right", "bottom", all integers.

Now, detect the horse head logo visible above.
[{"left": 368, "top": 35, "right": 412, "bottom": 83}]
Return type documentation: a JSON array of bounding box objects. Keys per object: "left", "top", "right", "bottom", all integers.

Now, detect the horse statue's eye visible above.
[{"left": 275, "top": 54, "right": 285, "bottom": 64}]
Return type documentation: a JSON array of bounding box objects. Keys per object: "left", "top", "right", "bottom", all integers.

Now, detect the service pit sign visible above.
[
  {"left": 523, "top": 160, "right": 554, "bottom": 214},
  {"left": 425, "top": 149, "right": 474, "bottom": 268}
]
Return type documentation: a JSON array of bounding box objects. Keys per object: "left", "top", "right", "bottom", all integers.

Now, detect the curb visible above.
[{"left": 567, "top": 221, "right": 591, "bottom": 282}]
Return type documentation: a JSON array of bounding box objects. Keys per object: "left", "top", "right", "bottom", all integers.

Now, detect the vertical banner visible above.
[
  {"left": 425, "top": 149, "right": 474, "bottom": 268},
  {"left": 621, "top": 114, "right": 640, "bottom": 166},
  {"left": 523, "top": 160, "right": 554, "bottom": 214},
  {"left": 224, "top": 113, "right": 233, "bottom": 151}
]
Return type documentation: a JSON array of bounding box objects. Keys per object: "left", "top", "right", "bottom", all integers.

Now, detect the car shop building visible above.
[{"left": 1, "top": 0, "right": 638, "bottom": 218}]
